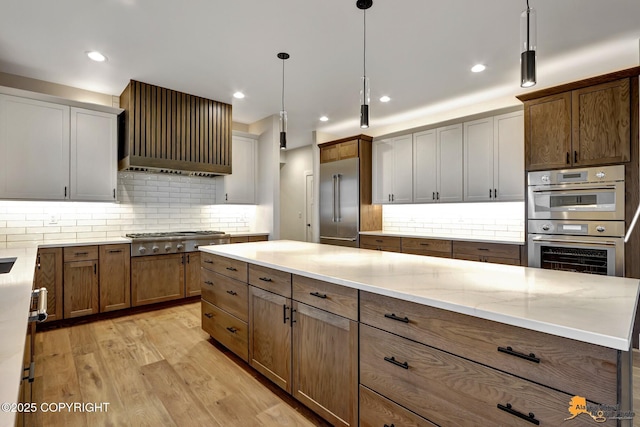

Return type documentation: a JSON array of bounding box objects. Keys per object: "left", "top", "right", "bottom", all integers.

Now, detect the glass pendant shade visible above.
[
  {"left": 360, "top": 76, "right": 370, "bottom": 129},
  {"left": 279, "top": 110, "right": 287, "bottom": 150},
  {"left": 520, "top": 6, "right": 537, "bottom": 88}
]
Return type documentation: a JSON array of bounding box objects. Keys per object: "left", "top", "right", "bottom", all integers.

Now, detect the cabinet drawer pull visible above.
[
  {"left": 384, "top": 313, "right": 409, "bottom": 323},
  {"left": 204, "top": 281, "right": 214, "bottom": 286},
  {"left": 477, "top": 248, "right": 489, "bottom": 251},
  {"left": 226, "top": 326, "right": 238, "bottom": 334},
  {"left": 310, "top": 291, "right": 327, "bottom": 299},
  {"left": 259, "top": 277, "right": 273, "bottom": 282},
  {"left": 204, "top": 313, "right": 213, "bottom": 318},
  {"left": 497, "top": 346, "right": 540, "bottom": 363},
  {"left": 108, "top": 249, "right": 123, "bottom": 253},
  {"left": 419, "top": 243, "right": 430, "bottom": 246},
  {"left": 75, "top": 252, "right": 89, "bottom": 256},
  {"left": 226, "top": 266, "right": 238, "bottom": 271},
  {"left": 204, "top": 259, "right": 214, "bottom": 264},
  {"left": 226, "top": 290, "right": 238, "bottom": 296},
  {"left": 384, "top": 424, "right": 395, "bottom": 427},
  {"left": 383, "top": 356, "right": 409, "bottom": 370},
  {"left": 375, "top": 239, "right": 383, "bottom": 243},
  {"left": 497, "top": 403, "right": 539, "bottom": 425}
]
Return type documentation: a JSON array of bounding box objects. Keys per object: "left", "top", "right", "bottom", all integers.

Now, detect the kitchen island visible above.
[{"left": 200, "top": 240, "right": 638, "bottom": 426}]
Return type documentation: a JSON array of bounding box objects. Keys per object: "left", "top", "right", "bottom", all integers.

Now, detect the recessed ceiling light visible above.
[
  {"left": 379, "top": 96, "right": 391, "bottom": 103},
  {"left": 86, "top": 51, "right": 107, "bottom": 62},
  {"left": 319, "top": 116, "right": 329, "bottom": 122},
  {"left": 471, "top": 64, "right": 486, "bottom": 73},
  {"left": 233, "top": 92, "right": 245, "bottom": 99}
]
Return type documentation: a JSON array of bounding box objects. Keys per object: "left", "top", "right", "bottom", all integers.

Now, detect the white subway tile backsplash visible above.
[{"left": 0, "top": 171, "right": 257, "bottom": 243}]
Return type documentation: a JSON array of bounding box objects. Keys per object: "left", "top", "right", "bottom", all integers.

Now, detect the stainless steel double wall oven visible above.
[{"left": 527, "top": 165, "right": 625, "bottom": 276}]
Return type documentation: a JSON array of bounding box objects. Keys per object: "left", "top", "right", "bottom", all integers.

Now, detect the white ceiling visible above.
[{"left": 0, "top": 0, "right": 639, "bottom": 149}]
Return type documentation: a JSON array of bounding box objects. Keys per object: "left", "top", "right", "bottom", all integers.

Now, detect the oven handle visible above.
[
  {"left": 530, "top": 184, "right": 617, "bottom": 193},
  {"left": 529, "top": 236, "right": 619, "bottom": 246}
]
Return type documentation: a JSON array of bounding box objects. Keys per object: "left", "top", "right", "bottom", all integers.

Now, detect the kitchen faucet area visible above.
[{"left": 1, "top": 1, "right": 640, "bottom": 426}]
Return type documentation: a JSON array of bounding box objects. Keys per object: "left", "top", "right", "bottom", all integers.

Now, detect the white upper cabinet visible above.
[
  {"left": 70, "top": 108, "right": 117, "bottom": 201},
  {"left": 463, "top": 111, "right": 524, "bottom": 202},
  {"left": 413, "top": 129, "right": 437, "bottom": 203},
  {"left": 372, "top": 135, "right": 412, "bottom": 204},
  {"left": 0, "top": 92, "right": 120, "bottom": 201},
  {"left": 216, "top": 135, "right": 257, "bottom": 204},
  {"left": 436, "top": 124, "right": 463, "bottom": 203},
  {"left": 0, "top": 95, "right": 70, "bottom": 200}
]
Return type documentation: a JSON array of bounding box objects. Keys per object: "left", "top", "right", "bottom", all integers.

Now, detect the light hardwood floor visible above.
[
  {"left": 31, "top": 301, "right": 640, "bottom": 427},
  {"left": 32, "top": 302, "right": 330, "bottom": 427}
]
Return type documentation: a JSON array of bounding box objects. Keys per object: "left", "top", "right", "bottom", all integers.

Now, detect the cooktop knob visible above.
[
  {"left": 176, "top": 244, "right": 184, "bottom": 250},
  {"left": 152, "top": 246, "right": 159, "bottom": 253},
  {"left": 138, "top": 246, "right": 147, "bottom": 254},
  {"left": 165, "top": 245, "right": 172, "bottom": 252},
  {"left": 596, "top": 171, "right": 606, "bottom": 179},
  {"left": 541, "top": 224, "right": 551, "bottom": 231},
  {"left": 596, "top": 226, "right": 606, "bottom": 233},
  {"left": 541, "top": 175, "right": 550, "bottom": 182}
]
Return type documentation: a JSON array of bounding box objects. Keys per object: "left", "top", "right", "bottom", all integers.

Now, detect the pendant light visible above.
[
  {"left": 357, "top": 0, "right": 372, "bottom": 129},
  {"left": 278, "top": 52, "right": 290, "bottom": 150},
  {"left": 520, "top": 0, "right": 537, "bottom": 88}
]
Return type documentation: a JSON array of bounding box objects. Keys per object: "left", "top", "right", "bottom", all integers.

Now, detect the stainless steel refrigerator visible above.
[{"left": 320, "top": 158, "right": 360, "bottom": 247}]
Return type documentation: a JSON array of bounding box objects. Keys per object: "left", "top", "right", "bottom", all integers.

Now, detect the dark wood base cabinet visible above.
[{"left": 131, "top": 254, "right": 185, "bottom": 306}]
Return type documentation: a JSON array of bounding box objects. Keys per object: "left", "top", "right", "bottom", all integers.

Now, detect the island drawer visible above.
[
  {"left": 401, "top": 237, "right": 452, "bottom": 257},
  {"left": 201, "top": 269, "right": 248, "bottom": 322},
  {"left": 360, "top": 291, "right": 617, "bottom": 404},
  {"left": 249, "top": 264, "right": 292, "bottom": 297},
  {"left": 63, "top": 245, "right": 99, "bottom": 261},
  {"left": 360, "top": 324, "right": 614, "bottom": 427},
  {"left": 360, "top": 235, "right": 401, "bottom": 252},
  {"left": 452, "top": 241, "right": 520, "bottom": 259},
  {"left": 359, "top": 385, "right": 436, "bottom": 427},
  {"left": 201, "top": 300, "right": 248, "bottom": 362},
  {"left": 292, "top": 275, "right": 358, "bottom": 320},
  {"left": 201, "top": 253, "right": 248, "bottom": 282}
]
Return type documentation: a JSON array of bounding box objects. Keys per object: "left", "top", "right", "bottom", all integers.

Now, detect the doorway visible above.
[{"left": 304, "top": 171, "right": 314, "bottom": 242}]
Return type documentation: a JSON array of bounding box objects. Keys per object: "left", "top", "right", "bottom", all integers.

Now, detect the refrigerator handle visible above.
[
  {"left": 336, "top": 174, "right": 341, "bottom": 222},
  {"left": 332, "top": 174, "right": 337, "bottom": 222}
]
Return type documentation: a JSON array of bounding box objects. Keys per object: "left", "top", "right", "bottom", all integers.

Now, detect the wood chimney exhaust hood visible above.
[{"left": 118, "top": 80, "right": 232, "bottom": 177}]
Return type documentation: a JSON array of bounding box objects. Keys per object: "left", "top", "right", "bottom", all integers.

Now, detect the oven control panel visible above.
[{"left": 528, "top": 220, "right": 625, "bottom": 237}]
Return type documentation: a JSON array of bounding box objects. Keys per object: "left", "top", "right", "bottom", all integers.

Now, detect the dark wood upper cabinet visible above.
[
  {"left": 519, "top": 73, "right": 633, "bottom": 171},
  {"left": 119, "top": 80, "right": 232, "bottom": 175}
]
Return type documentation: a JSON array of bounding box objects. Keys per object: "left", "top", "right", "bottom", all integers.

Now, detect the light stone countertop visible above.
[
  {"left": 36, "top": 237, "right": 132, "bottom": 248},
  {"left": 200, "top": 240, "right": 639, "bottom": 351},
  {"left": 360, "top": 230, "right": 524, "bottom": 245},
  {"left": 0, "top": 247, "right": 38, "bottom": 427},
  {"left": 228, "top": 232, "right": 270, "bottom": 237}
]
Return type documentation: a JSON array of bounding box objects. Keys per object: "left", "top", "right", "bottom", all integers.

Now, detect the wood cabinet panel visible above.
[
  {"left": 452, "top": 241, "right": 520, "bottom": 260},
  {"left": 99, "top": 244, "right": 131, "bottom": 312},
  {"left": 525, "top": 92, "right": 572, "bottom": 171},
  {"left": 320, "top": 139, "right": 358, "bottom": 164},
  {"left": 320, "top": 144, "right": 339, "bottom": 163},
  {"left": 572, "top": 78, "right": 630, "bottom": 166},
  {"left": 201, "top": 300, "right": 248, "bottom": 362},
  {"left": 63, "top": 260, "right": 99, "bottom": 318},
  {"left": 401, "top": 237, "right": 451, "bottom": 255},
  {"left": 63, "top": 245, "right": 99, "bottom": 262},
  {"left": 248, "top": 235, "right": 269, "bottom": 242},
  {"left": 248, "top": 264, "right": 292, "bottom": 297},
  {"left": 360, "top": 235, "right": 401, "bottom": 252},
  {"left": 360, "top": 291, "right": 617, "bottom": 404},
  {"left": 248, "top": 286, "right": 292, "bottom": 392},
  {"left": 230, "top": 236, "right": 249, "bottom": 244},
  {"left": 119, "top": 80, "right": 232, "bottom": 174},
  {"left": 360, "top": 324, "right": 614, "bottom": 427},
  {"left": 338, "top": 139, "right": 358, "bottom": 160},
  {"left": 201, "top": 252, "right": 247, "bottom": 282},
  {"left": 359, "top": 385, "right": 436, "bottom": 427},
  {"left": 292, "top": 274, "right": 358, "bottom": 321},
  {"left": 360, "top": 243, "right": 402, "bottom": 253},
  {"left": 185, "top": 252, "right": 201, "bottom": 297},
  {"left": 201, "top": 269, "right": 248, "bottom": 322},
  {"left": 34, "top": 248, "right": 63, "bottom": 321},
  {"left": 292, "top": 302, "right": 358, "bottom": 427},
  {"left": 454, "top": 253, "right": 522, "bottom": 265},
  {"left": 131, "top": 254, "right": 185, "bottom": 306}
]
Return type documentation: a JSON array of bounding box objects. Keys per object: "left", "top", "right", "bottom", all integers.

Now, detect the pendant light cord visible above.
[
  {"left": 281, "top": 58, "right": 285, "bottom": 112},
  {"left": 363, "top": 7, "right": 367, "bottom": 91},
  {"left": 526, "top": 0, "right": 530, "bottom": 50}
]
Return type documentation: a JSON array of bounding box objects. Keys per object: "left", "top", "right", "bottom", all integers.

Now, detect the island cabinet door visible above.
[
  {"left": 248, "top": 286, "right": 292, "bottom": 393},
  {"left": 360, "top": 324, "right": 616, "bottom": 427},
  {"left": 34, "top": 247, "right": 63, "bottom": 321},
  {"left": 291, "top": 301, "right": 358, "bottom": 427},
  {"left": 63, "top": 260, "right": 99, "bottom": 318}
]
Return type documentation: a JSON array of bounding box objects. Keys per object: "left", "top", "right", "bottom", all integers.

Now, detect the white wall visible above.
[
  {"left": 0, "top": 172, "right": 257, "bottom": 248},
  {"left": 382, "top": 202, "right": 525, "bottom": 241},
  {"left": 280, "top": 145, "right": 313, "bottom": 241}
]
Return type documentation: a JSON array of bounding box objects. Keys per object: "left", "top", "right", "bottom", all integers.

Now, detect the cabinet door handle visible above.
[
  {"left": 436, "top": 192, "right": 440, "bottom": 200},
  {"left": 204, "top": 260, "right": 213, "bottom": 264},
  {"left": 226, "top": 266, "right": 238, "bottom": 271},
  {"left": 204, "top": 281, "right": 214, "bottom": 286},
  {"left": 37, "top": 255, "right": 41, "bottom": 269},
  {"left": 388, "top": 194, "right": 391, "bottom": 202},
  {"left": 478, "top": 248, "right": 489, "bottom": 251},
  {"left": 259, "top": 277, "right": 273, "bottom": 282},
  {"left": 574, "top": 150, "right": 578, "bottom": 163},
  {"left": 419, "top": 243, "right": 430, "bottom": 246},
  {"left": 384, "top": 313, "right": 409, "bottom": 323},
  {"left": 204, "top": 313, "right": 213, "bottom": 318},
  {"left": 226, "top": 290, "right": 238, "bottom": 296},
  {"left": 113, "top": 188, "right": 116, "bottom": 199},
  {"left": 108, "top": 249, "right": 123, "bottom": 253},
  {"left": 497, "top": 346, "right": 540, "bottom": 363},
  {"left": 290, "top": 308, "right": 297, "bottom": 325},
  {"left": 391, "top": 194, "right": 394, "bottom": 202},
  {"left": 64, "top": 186, "right": 67, "bottom": 198},
  {"left": 383, "top": 356, "right": 409, "bottom": 370},
  {"left": 226, "top": 326, "right": 238, "bottom": 334},
  {"left": 497, "top": 403, "right": 539, "bottom": 425},
  {"left": 566, "top": 152, "right": 570, "bottom": 164},
  {"left": 94, "top": 264, "right": 97, "bottom": 275},
  {"left": 310, "top": 291, "right": 327, "bottom": 299},
  {"left": 75, "top": 252, "right": 89, "bottom": 256},
  {"left": 489, "top": 188, "right": 492, "bottom": 199},
  {"left": 283, "top": 304, "right": 289, "bottom": 324},
  {"left": 494, "top": 188, "right": 497, "bottom": 199},
  {"left": 225, "top": 193, "right": 228, "bottom": 201},
  {"left": 432, "top": 192, "right": 435, "bottom": 200},
  {"left": 187, "top": 254, "right": 190, "bottom": 263}
]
